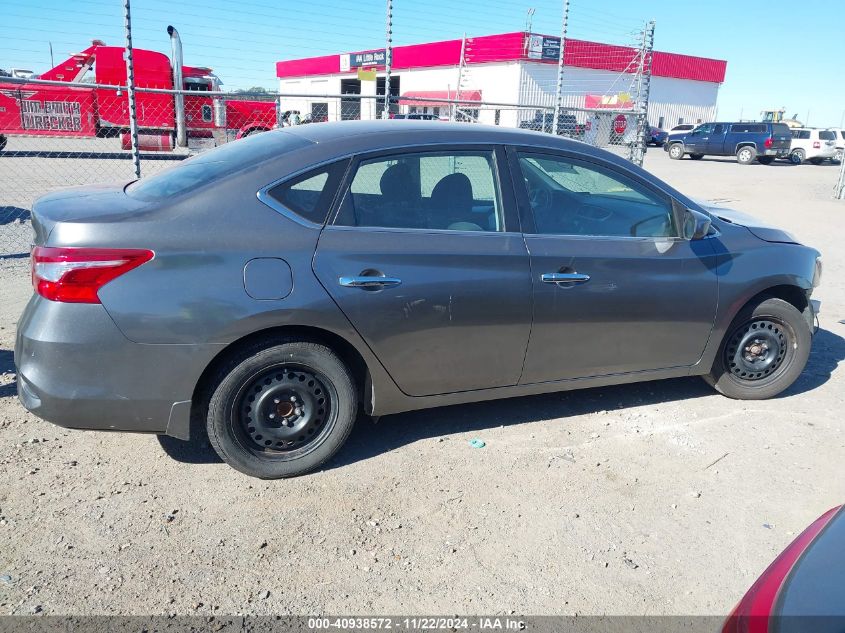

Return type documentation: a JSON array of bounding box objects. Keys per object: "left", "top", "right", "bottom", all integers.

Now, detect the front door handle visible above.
[
  {"left": 339, "top": 276, "right": 402, "bottom": 289},
  {"left": 541, "top": 272, "right": 590, "bottom": 284}
]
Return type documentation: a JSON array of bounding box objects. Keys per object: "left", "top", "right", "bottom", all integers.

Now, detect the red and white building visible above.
[{"left": 276, "top": 32, "right": 727, "bottom": 130}]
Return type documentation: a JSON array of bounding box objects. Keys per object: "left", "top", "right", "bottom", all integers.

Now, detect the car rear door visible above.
[
  {"left": 312, "top": 145, "right": 532, "bottom": 397},
  {"left": 508, "top": 147, "right": 718, "bottom": 383}
]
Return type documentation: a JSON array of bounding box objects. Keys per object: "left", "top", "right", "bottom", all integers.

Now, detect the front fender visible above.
[{"left": 235, "top": 123, "right": 271, "bottom": 140}]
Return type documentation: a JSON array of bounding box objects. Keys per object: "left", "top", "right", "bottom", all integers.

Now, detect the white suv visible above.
[{"left": 789, "top": 128, "right": 838, "bottom": 164}]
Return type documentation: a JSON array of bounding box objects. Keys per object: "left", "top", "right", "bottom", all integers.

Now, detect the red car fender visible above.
[{"left": 234, "top": 123, "right": 272, "bottom": 140}]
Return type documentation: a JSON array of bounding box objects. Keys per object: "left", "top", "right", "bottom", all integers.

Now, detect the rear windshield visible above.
[
  {"left": 126, "top": 131, "right": 310, "bottom": 201},
  {"left": 819, "top": 130, "right": 836, "bottom": 140},
  {"left": 772, "top": 123, "right": 791, "bottom": 135}
]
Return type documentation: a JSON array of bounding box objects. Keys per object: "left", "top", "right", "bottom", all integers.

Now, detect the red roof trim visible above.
[{"left": 276, "top": 32, "right": 726, "bottom": 84}]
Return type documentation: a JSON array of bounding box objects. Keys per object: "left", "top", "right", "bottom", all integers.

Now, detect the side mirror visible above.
[{"left": 683, "top": 209, "right": 712, "bottom": 240}]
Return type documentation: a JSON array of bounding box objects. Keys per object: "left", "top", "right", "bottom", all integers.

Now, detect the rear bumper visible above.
[{"left": 15, "top": 296, "right": 221, "bottom": 438}]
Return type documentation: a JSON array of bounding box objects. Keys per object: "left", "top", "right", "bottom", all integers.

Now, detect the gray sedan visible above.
[{"left": 16, "top": 121, "right": 822, "bottom": 478}]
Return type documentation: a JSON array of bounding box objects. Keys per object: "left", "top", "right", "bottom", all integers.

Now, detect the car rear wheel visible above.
[
  {"left": 690, "top": 153, "right": 704, "bottom": 160},
  {"left": 704, "top": 297, "right": 811, "bottom": 400},
  {"left": 791, "top": 149, "right": 805, "bottom": 164},
  {"left": 205, "top": 338, "right": 357, "bottom": 479},
  {"left": 736, "top": 146, "right": 757, "bottom": 165},
  {"left": 668, "top": 144, "right": 684, "bottom": 160},
  {"left": 757, "top": 156, "right": 774, "bottom": 165}
]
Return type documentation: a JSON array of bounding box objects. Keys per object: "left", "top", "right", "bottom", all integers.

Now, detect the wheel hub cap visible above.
[
  {"left": 726, "top": 319, "right": 787, "bottom": 381},
  {"left": 239, "top": 368, "right": 329, "bottom": 451}
]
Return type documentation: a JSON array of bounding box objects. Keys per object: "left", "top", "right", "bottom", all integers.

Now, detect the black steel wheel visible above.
[
  {"left": 205, "top": 338, "right": 357, "bottom": 478},
  {"left": 704, "top": 297, "right": 811, "bottom": 400},
  {"left": 724, "top": 318, "right": 789, "bottom": 382},
  {"left": 236, "top": 365, "right": 335, "bottom": 456}
]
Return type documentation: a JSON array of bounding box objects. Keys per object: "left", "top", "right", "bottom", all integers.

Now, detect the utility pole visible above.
[
  {"left": 123, "top": 0, "right": 141, "bottom": 178},
  {"left": 382, "top": 0, "right": 393, "bottom": 119},
  {"left": 551, "top": 0, "right": 570, "bottom": 137}
]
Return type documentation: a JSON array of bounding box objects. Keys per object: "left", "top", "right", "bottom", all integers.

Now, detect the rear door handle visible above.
[
  {"left": 541, "top": 272, "right": 590, "bottom": 284},
  {"left": 339, "top": 276, "right": 402, "bottom": 289}
]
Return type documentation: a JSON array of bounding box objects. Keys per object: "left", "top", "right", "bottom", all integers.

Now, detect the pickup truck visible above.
[{"left": 665, "top": 121, "right": 792, "bottom": 165}]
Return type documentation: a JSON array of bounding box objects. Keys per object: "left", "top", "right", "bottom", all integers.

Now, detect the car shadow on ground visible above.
[
  {"left": 0, "top": 349, "right": 16, "bottom": 398},
  {"left": 158, "top": 327, "right": 845, "bottom": 470}
]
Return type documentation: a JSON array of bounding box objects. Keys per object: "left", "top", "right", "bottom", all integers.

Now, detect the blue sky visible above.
[{"left": 2, "top": 0, "right": 843, "bottom": 127}]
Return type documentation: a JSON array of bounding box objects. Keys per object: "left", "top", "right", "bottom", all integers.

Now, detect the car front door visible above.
[
  {"left": 705, "top": 123, "right": 727, "bottom": 155},
  {"left": 509, "top": 148, "right": 719, "bottom": 384},
  {"left": 312, "top": 146, "right": 532, "bottom": 397},
  {"left": 684, "top": 124, "right": 711, "bottom": 154}
]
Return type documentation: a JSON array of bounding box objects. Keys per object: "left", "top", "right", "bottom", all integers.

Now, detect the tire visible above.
[
  {"left": 757, "top": 156, "right": 774, "bottom": 165},
  {"left": 703, "top": 297, "right": 811, "bottom": 400},
  {"left": 791, "top": 149, "right": 805, "bottom": 164},
  {"left": 736, "top": 146, "right": 757, "bottom": 165},
  {"left": 205, "top": 338, "right": 357, "bottom": 479},
  {"left": 690, "top": 153, "right": 704, "bottom": 160},
  {"left": 668, "top": 143, "right": 684, "bottom": 160}
]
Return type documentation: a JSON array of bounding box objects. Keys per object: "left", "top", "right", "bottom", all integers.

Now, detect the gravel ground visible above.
[{"left": 0, "top": 149, "right": 843, "bottom": 617}]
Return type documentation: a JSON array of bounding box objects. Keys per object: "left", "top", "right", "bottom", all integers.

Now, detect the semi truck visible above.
[{"left": 0, "top": 26, "right": 277, "bottom": 152}]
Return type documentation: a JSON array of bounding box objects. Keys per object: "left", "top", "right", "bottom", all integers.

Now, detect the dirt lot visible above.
[{"left": 0, "top": 149, "right": 843, "bottom": 617}]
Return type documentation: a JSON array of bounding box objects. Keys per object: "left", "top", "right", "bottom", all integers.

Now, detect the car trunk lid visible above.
[
  {"left": 770, "top": 123, "right": 793, "bottom": 151},
  {"left": 31, "top": 182, "right": 149, "bottom": 245}
]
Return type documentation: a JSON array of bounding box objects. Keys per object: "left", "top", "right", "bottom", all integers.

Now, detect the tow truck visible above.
[{"left": 0, "top": 26, "right": 278, "bottom": 152}]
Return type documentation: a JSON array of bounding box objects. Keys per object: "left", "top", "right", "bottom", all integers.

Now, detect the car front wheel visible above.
[
  {"left": 704, "top": 297, "right": 811, "bottom": 400},
  {"left": 205, "top": 338, "right": 357, "bottom": 478},
  {"left": 668, "top": 144, "right": 684, "bottom": 160}
]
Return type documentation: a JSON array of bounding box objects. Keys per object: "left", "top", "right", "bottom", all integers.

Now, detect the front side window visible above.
[
  {"left": 334, "top": 150, "right": 503, "bottom": 232},
  {"left": 517, "top": 152, "right": 677, "bottom": 238},
  {"left": 266, "top": 160, "right": 349, "bottom": 225}
]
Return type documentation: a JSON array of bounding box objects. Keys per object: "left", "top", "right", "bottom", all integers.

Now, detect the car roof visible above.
[{"left": 275, "top": 120, "right": 619, "bottom": 162}]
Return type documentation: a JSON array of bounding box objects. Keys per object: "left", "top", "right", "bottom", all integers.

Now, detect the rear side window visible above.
[
  {"left": 819, "top": 130, "right": 835, "bottom": 140},
  {"left": 266, "top": 160, "right": 349, "bottom": 225},
  {"left": 730, "top": 123, "right": 765, "bottom": 133},
  {"left": 334, "top": 150, "right": 503, "bottom": 232}
]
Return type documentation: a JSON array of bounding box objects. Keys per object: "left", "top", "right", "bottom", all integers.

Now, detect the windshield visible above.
[{"left": 126, "top": 131, "right": 311, "bottom": 201}]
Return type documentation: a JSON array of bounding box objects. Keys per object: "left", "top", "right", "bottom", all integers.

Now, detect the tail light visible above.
[
  {"left": 764, "top": 137, "right": 773, "bottom": 149},
  {"left": 32, "top": 246, "right": 154, "bottom": 303},
  {"left": 722, "top": 505, "right": 841, "bottom": 633},
  {"left": 813, "top": 141, "right": 821, "bottom": 149}
]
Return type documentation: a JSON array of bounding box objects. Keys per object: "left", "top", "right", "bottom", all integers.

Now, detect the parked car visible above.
[
  {"left": 669, "top": 123, "right": 697, "bottom": 134},
  {"left": 392, "top": 113, "right": 441, "bottom": 121},
  {"left": 0, "top": 132, "right": 6, "bottom": 152},
  {"left": 789, "top": 128, "right": 838, "bottom": 164},
  {"left": 833, "top": 129, "right": 845, "bottom": 162},
  {"left": 665, "top": 121, "right": 792, "bottom": 165},
  {"left": 649, "top": 126, "right": 668, "bottom": 146},
  {"left": 519, "top": 111, "right": 580, "bottom": 137},
  {"left": 16, "top": 121, "right": 822, "bottom": 479},
  {"left": 723, "top": 505, "right": 845, "bottom": 633}
]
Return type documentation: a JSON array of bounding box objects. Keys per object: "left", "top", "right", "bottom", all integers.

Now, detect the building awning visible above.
[{"left": 398, "top": 90, "right": 482, "bottom": 107}]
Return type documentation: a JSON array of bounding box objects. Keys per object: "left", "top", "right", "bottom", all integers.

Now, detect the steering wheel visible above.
[
  {"left": 572, "top": 200, "right": 613, "bottom": 223},
  {"left": 528, "top": 185, "right": 552, "bottom": 214}
]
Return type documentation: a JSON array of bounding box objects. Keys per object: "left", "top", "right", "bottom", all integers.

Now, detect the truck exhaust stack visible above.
[{"left": 167, "top": 25, "right": 187, "bottom": 148}]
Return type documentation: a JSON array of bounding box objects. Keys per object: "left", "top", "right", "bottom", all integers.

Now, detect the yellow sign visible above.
[{"left": 357, "top": 68, "right": 377, "bottom": 81}]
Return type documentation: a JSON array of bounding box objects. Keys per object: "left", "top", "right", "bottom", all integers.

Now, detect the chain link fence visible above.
[{"left": 0, "top": 1, "right": 657, "bottom": 258}]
